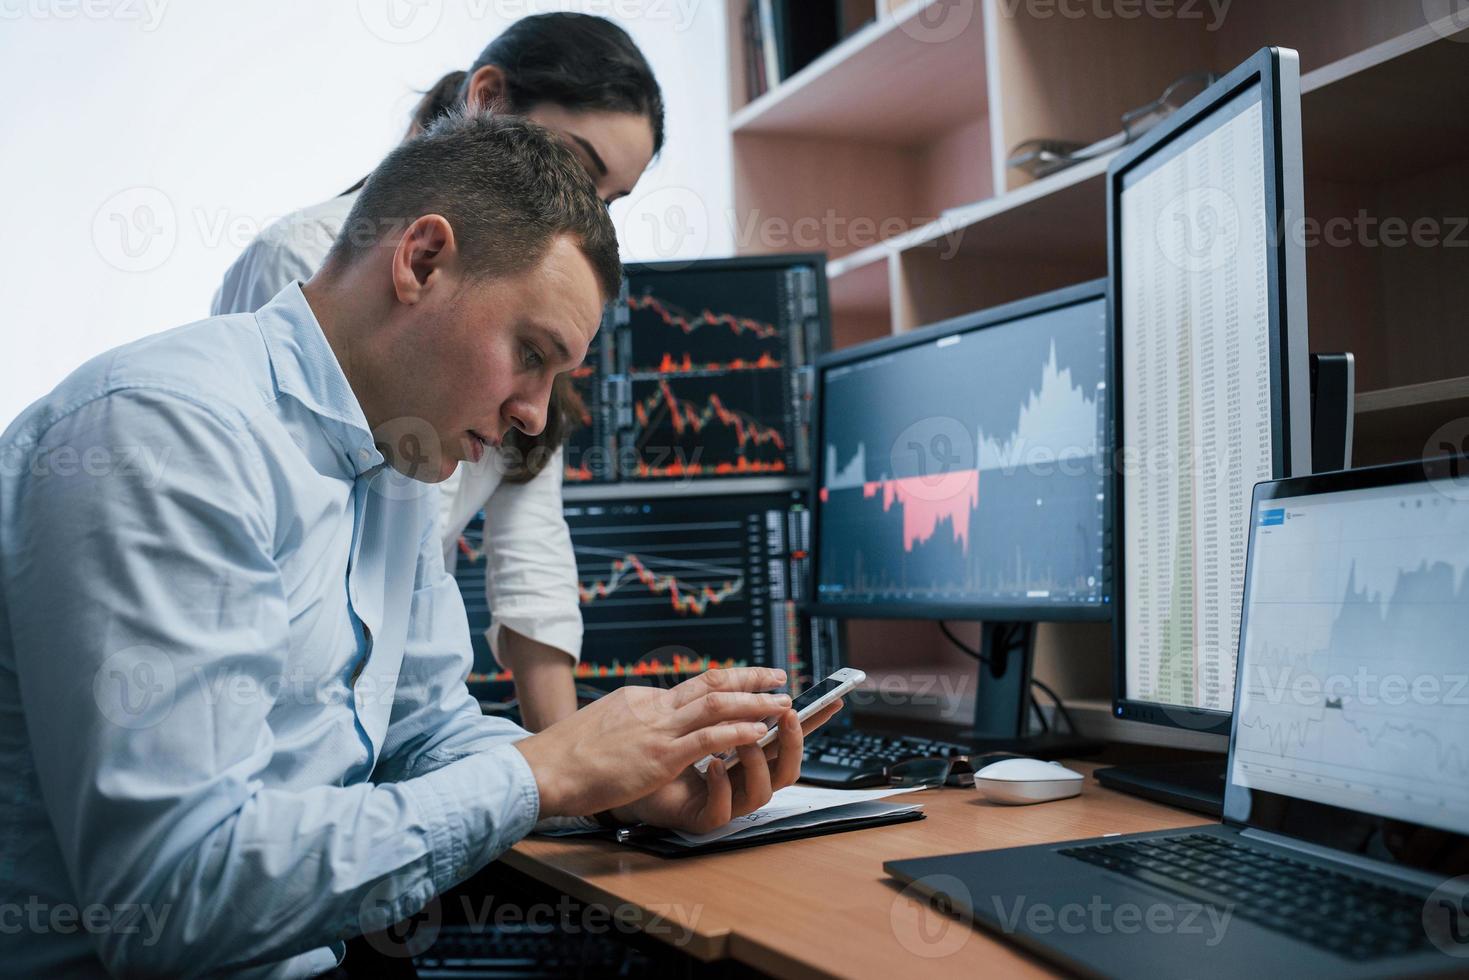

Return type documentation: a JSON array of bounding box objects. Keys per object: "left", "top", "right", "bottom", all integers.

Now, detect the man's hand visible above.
[
  {"left": 614, "top": 696, "right": 844, "bottom": 835},
  {"left": 512, "top": 667, "right": 792, "bottom": 819}
]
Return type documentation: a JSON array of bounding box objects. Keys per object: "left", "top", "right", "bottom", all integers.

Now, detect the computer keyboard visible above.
[
  {"left": 800, "top": 729, "right": 971, "bottom": 788},
  {"left": 1059, "top": 833, "right": 1431, "bottom": 962},
  {"left": 413, "top": 923, "right": 650, "bottom": 978}
]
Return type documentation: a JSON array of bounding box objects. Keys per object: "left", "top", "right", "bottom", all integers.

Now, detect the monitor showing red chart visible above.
[
  {"left": 815, "top": 287, "right": 1111, "bottom": 615},
  {"left": 458, "top": 491, "right": 827, "bottom": 698},
  {"left": 564, "top": 256, "right": 827, "bottom": 484}
]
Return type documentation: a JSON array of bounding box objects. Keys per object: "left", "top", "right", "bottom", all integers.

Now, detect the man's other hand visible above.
[{"left": 513, "top": 667, "right": 794, "bottom": 821}]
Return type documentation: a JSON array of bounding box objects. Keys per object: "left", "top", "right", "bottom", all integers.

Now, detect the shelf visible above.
[
  {"left": 1298, "top": 30, "right": 1469, "bottom": 392},
  {"left": 1358, "top": 376, "right": 1469, "bottom": 415},
  {"left": 1354, "top": 377, "right": 1469, "bottom": 467},
  {"left": 827, "top": 152, "right": 1113, "bottom": 274},
  {"left": 817, "top": 20, "right": 1469, "bottom": 274},
  {"left": 1302, "top": 26, "right": 1469, "bottom": 184},
  {"left": 827, "top": 253, "right": 890, "bottom": 316},
  {"left": 826, "top": 241, "right": 890, "bottom": 281},
  {"left": 730, "top": 0, "right": 988, "bottom": 145},
  {"left": 919, "top": 153, "right": 1113, "bottom": 261},
  {"left": 811, "top": 22, "right": 1468, "bottom": 350},
  {"left": 722, "top": 0, "right": 1464, "bottom": 727},
  {"left": 817, "top": 154, "right": 1114, "bottom": 331},
  {"left": 984, "top": 0, "right": 1443, "bottom": 193},
  {"left": 827, "top": 251, "right": 894, "bottom": 350},
  {"left": 1299, "top": 7, "right": 1468, "bottom": 94},
  {"left": 899, "top": 157, "right": 1114, "bottom": 328}
]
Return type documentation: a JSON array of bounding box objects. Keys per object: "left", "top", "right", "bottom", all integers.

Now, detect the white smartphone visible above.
[{"left": 693, "top": 668, "right": 865, "bottom": 775}]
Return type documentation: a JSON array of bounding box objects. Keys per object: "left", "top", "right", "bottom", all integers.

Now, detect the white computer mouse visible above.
[{"left": 973, "top": 758, "right": 1084, "bottom": 805}]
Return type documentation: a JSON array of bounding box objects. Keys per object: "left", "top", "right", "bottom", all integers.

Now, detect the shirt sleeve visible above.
[
  {"left": 374, "top": 508, "right": 540, "bottom": 780},
  {"left": 3, "top": 389, "right": 538, "bottom": 978},
  {"left": 372, "top": 484, "right": 588, "bottom": 834},
  {"left": 481, "top": 447, "right": 584, "bottom": 665}
]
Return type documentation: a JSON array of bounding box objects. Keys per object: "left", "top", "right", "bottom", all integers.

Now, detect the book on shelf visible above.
[
  {"left": 758, "top": 0, "right": 780, "bottom": 95},
  {"left": 743, "top": 1, "right": 765, "bottom": 101},
  {"left": 742, "top": 0, "right": 847, "bottom": 103}
]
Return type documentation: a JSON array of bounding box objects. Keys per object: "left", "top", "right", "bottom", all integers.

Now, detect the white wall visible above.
[{"left": 0, "top": 0, "right": 732, "bottom": 427}]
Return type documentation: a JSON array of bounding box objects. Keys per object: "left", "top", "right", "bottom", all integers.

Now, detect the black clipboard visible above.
[{"left": 613, "top": 807, "right": 925, "bottom": 858}]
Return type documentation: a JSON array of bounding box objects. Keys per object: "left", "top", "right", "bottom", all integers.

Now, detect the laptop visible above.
[{"left": 885, "top": 457, "right": 1469, "bottom": 978}]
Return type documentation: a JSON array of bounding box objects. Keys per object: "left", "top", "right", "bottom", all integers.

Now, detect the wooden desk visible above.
[{"left": 503, "top": 763, "right": 1213, "bottom": 978}]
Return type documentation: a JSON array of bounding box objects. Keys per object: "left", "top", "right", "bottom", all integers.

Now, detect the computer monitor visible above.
[
  {"left": 458, "top": 490, "right": 838, "bottom": 702},
  {"left": 809, "top": 280, "right": 1111, "bottom": 748},
  {"left": 811, "top": 280, "right": 1111, "bottom": 620},
  {"left": 1230, "top": 457, "right": 1469, "bottom": 839},
  {"left": 565, "top": 254, "right": 829, "bottom": 484},
  {"left": 1108, "top": 47, "right": 1313, "bottom": 737}
]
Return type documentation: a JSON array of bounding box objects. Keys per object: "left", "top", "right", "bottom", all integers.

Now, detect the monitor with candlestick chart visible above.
[
  {"left": 563, "top": 254, "right": 828, "bottom": 484},
  {"left": 457, "top": 491, "right": 836, "bottom": 701}
]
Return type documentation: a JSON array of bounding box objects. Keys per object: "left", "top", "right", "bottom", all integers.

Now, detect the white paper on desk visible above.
[
  {"left": 670, "top": 784, "right": 926, "bottom": 846},
  {"left": 666, "top": 799, "right": 925, "bottom": 848}
]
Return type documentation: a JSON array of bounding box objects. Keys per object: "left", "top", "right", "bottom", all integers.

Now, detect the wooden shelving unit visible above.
[
  {"left": 730, "top": 1, "right": 988, "bottom": 143},
  {"left": 723, "top": 0, "right": 1469, "bottom": 734},
  {"left": 1355, "top": 376, "right": 1469, "bottom": 467}
]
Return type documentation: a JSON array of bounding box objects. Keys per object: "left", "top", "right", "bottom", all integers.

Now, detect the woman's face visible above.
[
  {"left": 522, "top": 102, "right": 656, "bottom": 205},
  {"left": 463, "top": 65, "right": 657, "bottom": 205}
]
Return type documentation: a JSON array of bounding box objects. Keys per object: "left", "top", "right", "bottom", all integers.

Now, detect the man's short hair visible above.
[{"left": 327, "top": 110, "right": 622, "bottom": 301}]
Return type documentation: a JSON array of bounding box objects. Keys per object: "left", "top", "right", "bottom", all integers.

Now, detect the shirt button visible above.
[{"left": 358, "top": 448, "right": 372, "bottom": 463}]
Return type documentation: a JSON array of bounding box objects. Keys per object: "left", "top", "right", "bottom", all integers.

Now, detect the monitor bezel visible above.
[
  {"left": 1219, "top": 456, "right": 1469, "bottom": 878},
  {"left": 1108, "top": 47, "right": 1313, "bottom": 735},
  {"left": 806, "top": 278, "right": 1113, "bottom": 623}
]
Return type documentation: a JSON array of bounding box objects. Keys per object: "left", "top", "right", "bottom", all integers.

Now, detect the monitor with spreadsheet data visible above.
[{"left": 1109, "top": 47, "right": 1313, "bottom": 734}]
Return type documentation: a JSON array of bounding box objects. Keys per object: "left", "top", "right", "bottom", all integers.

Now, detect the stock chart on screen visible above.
[
  {"left": 563, "top": 329, "right": 615, "bottom": 484},
  {"left": 563, "top": 258, "right": 826, "bottom": 483},
  {"left": 457, "top": 492, "right": 832, "bottom": 699},
  {"left": 815, "top": 292, "right": 1111, "bottom": 613},
  {"left": 1231, "top": 483, "right": 1469, "bottom": 833}
]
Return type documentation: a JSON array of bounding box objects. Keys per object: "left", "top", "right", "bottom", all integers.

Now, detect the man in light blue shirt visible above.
[{"left": 0, "top": 114, "right": 827, "bottom": 977}]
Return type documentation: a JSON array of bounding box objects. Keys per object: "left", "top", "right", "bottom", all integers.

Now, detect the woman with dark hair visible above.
[{"left": 213, "top": 13, "right": 665, "bottom": 733}]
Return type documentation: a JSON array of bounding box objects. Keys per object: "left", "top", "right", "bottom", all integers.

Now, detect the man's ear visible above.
[
  {"left": 390, "top": 214, "right": 457, "bottom": 305},
  {"left": 465, "top": 64, "right": 512, "bottom": 114}
]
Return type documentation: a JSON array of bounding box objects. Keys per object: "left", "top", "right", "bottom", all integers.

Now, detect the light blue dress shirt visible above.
[{"left": 0, "top": 283, "right": 541, "bottom": 977}]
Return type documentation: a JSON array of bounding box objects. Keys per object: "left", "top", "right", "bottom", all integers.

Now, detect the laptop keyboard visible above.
[{"left": 1059, "top": 833, "right": 1431, "bottom": 961}]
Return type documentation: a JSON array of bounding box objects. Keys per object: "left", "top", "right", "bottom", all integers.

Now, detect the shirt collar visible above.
[{"left": 254, "top": 281, "right": 385, "bottom": 477}]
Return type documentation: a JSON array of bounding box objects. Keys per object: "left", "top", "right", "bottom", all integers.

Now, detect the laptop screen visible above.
[{"left": 1226, "top": 464, "right": 1469, "bottom": 862}]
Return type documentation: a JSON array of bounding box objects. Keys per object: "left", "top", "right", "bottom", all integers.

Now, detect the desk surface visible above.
[{"left": 504, "top": 763, "right": 1214, "bottom": 978}]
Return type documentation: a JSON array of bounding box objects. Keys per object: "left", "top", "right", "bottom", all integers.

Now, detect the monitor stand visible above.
[
  {"left": 954, "top": 622, "right": 1103, "bottom": 760},
  {"left": 1093, "top": 760, "right": 1226, "bottom": 817}
]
